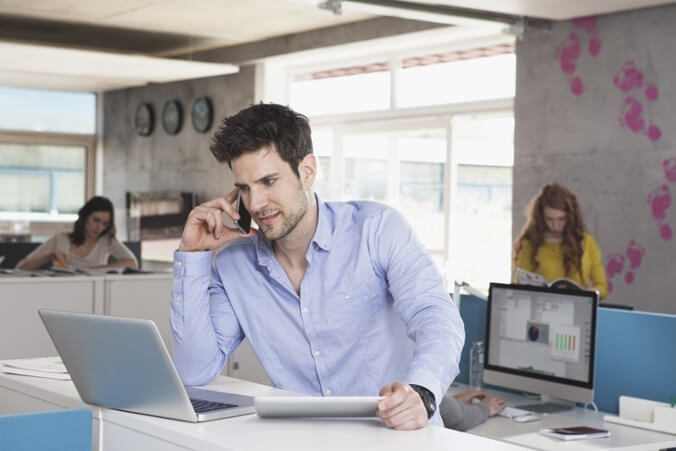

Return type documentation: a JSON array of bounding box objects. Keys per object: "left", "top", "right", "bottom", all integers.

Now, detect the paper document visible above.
[{"left": 1, "top": 357, "right": 71, "bottom": 380}]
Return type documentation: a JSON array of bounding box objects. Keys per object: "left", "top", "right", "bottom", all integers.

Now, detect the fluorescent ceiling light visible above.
[{"left": 0, "top": 42, "right": 239, "bottom": 92}]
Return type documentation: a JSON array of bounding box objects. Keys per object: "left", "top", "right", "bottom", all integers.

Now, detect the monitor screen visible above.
[{"left": 484, "top": 283, "right": 598, "bottom": 403}]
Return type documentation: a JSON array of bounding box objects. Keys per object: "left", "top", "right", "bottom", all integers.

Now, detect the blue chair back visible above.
[{"left": 0, "top": 408, "right": 92, "bottom": 451}]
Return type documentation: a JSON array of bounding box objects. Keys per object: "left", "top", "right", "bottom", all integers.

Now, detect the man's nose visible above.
[{"left": 248, "top": 188, "right": 267, "bottom": 213}]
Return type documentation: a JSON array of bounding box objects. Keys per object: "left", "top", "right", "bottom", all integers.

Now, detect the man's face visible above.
[{"left": 231, "top": 145, "right": 313, "bottom": 241}]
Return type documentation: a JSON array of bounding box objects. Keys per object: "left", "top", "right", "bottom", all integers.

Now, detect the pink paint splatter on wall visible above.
[
  {"left": 623, "top": 241, "right": 646, "bottom": 285},
  {"left": 556, "top": 16, "right": 601, "bottom": 96},
  {"left": 613, "top": 61, "right": 662, "bottom": 142},
  {"left": 613, "top": 61, "right": 645, "bottom": 92},
  {"left": 572, "top": 16, "right": 597, "bottom": 33},
  {"left": 606, "top": 253, "right": 625, "bottom": 279},
  {"left": 572, "top": 16, "right": 601, "bottom": 57},
  {"left": 619, "top": 97, "right": 645, "bottom": 133},
  {"left": 626, "top": 241, "right": 645, "bottom": 269},
  {"left": 557, "top": 33, "right": 581, "bottom": 75},
  {"left": 647, "top": 184, "right": 673, "bottom": 240},
  {"left": 663, "top": 157, "right": 676, "bottom": 182},
  {"left": 588, "top": 37, "right": 601, "bottom": 57},
  {"left": 606, "top": 242, "right": 647, "bottom": 292},
  {"left": 605, "top": 253, "right": 625, "bottom": 293},
  {"left": 644, "top": 84, "right": 659, "bottom": 102}
]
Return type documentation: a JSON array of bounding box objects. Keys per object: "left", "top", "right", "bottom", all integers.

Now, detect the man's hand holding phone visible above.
[{"left": 179, "top": 188, "right": 255, "bottom": 252}]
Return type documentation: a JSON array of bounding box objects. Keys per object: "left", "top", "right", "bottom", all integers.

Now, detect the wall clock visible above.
[
  {"left": 162, "top": 100, "right": 183, "bottom": 135},
  {"left": 191, "top": 97, "right": 213, "bottom": 133},
  {"left": 134, "top": 103, "right": 154, "bottom": 136}
]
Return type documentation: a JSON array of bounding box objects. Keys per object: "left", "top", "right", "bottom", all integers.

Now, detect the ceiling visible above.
[{"left": 0, "top": 0, "right": 674, "bottom": 92}]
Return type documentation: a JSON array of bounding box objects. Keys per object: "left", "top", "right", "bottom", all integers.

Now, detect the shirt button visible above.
[
  {"left": 313, "top": 350, "right": 320, "bottom": 357},
  {"left": 324, "top": 389, "right": 332, "bottom": 396},
  {"left": 344, "top": 293, "right": 350, "bottom": 300},
  {"left": 302, "top": 307, "right": 309, "bottom": 313},
  {"left": 175, "top": 295, "right": 182, "bottom": 302},
  {"left": 176, "top": 261, "right": 183, "bottom": 267}
]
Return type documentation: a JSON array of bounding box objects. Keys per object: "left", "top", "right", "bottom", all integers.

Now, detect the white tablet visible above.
[{"left": 254, "top": 396, "right": 384, "bottom": 418}]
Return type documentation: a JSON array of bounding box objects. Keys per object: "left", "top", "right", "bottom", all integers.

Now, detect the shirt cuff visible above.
[
  {"left": 406, "top": 368, "right": 442, "bottom": 411},
  {"left": 173, "top": 249, "right": 212, "bottom": 277}
]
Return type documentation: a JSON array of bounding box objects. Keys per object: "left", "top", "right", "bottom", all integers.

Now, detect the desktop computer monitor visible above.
[{"left": 483, "top": 283, "right": 598, "bottom": 413}]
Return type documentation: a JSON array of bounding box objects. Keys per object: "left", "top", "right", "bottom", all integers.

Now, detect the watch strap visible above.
[{"left": 409, "top": 384, "right": 437, "bottom": 419}]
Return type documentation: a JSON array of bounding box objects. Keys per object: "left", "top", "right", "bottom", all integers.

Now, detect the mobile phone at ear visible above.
[{"left": 234, "top": 191, "right": 251, "bottom": 234}]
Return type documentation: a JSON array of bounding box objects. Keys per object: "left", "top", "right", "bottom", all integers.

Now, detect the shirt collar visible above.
[
  {"left": 312, "top": 194, "right": 332, "bottom": 252},
  {"left": 254, "top": 192, "right": 332, "bottom": 266}
]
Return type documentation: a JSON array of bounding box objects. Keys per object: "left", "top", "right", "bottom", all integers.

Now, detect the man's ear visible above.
[{"left": 298, "top": 154, "right": 317, "bottom": 189}]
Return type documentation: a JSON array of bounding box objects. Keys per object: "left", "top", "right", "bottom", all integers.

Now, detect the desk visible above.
[
  {"left": 0, "top": 273, "right": 173, "bottom": 359},
  {"left": 447, "top": 384, "right": 676, "bottom": 450},
  {"left": 0, "top": 369, "right": 520, "bottom": 451}
]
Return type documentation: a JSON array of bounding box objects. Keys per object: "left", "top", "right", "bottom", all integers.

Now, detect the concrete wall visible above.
[
  {"left": 514, "top": 5, "right": 676, "bottom": 313},
  {"left": 102, "top": 65, "right": 256, "bottom": 240}
]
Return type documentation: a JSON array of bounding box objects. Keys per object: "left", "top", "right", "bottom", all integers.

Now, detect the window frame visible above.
[{"left": 0, "top": 129, "right": 96, "bottom": 220}]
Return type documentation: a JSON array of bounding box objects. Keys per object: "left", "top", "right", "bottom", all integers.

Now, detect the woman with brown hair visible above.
[
  {"left": 16, "top": 196, "right": 138, "bottom": 271},
  {"left": 513, "top": 183, "right": 608, "bottom": 299}
]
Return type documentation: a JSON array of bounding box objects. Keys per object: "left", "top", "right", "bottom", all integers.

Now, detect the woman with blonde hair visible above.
[{"left": 513, "top": 183, "right": 608, "bottom": 299}]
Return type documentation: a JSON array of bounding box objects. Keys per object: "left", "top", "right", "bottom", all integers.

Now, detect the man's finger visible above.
[
  {"left": 379, "top": 383, "right": 394, "bottom": 397},
  {"left": 379, "top": 383, "right": 411, "bottom": 410},
  {"left": 378, "top": 391, "right": 419, "bottom": 420},
  {"left": 199, "top": 197, "right": 235, "bottom": 220}
]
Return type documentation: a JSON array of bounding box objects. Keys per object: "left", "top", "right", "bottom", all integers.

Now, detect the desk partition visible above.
[{"left": 457, "top": 294, "right": 676, "bottom": 414}]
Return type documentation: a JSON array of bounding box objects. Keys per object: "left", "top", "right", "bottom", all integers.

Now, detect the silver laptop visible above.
[{"left": 39, "top": 309, "right": 255, "bottom": 422}]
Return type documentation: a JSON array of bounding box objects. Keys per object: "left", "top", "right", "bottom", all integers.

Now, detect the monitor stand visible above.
[{"left": 516, "top": 396, "right": 575, "bottom": 414}]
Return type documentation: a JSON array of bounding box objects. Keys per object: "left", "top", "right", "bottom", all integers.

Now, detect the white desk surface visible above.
[
  {"left": 448, "top": 383, "right": 676, "bottom": 451},
  {"left": 0, "top": 366, "right": 521, "bottom": 451}
]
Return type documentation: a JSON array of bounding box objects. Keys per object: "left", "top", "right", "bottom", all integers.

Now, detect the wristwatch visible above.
[{"left": 409, "top": 384, "right": 437, "bottom": 419}]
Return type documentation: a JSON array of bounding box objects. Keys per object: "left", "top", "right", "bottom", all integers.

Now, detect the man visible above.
[{"left": 171, "top": 103, "right": 464, "bottom": 430}]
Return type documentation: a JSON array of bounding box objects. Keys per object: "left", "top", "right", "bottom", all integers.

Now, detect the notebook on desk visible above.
[{"left": 38, "top": 309, "right": 255, "bottom": 422}]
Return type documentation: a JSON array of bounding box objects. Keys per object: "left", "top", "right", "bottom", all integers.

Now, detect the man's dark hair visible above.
[
  {"left": 69, "top": 196, "right": 116, "bottom": 245},
  {"left": 210, "top": 103, "right": 313, "bottom": 177}
]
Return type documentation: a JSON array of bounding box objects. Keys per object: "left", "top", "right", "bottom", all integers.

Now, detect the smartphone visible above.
[{"left": 234, "top": 191, "right": 251, "bottom": 234}]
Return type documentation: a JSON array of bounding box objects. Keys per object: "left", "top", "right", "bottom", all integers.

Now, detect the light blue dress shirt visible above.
[{"left": 171, "top": 197, "right": 465, "bottom": 423}]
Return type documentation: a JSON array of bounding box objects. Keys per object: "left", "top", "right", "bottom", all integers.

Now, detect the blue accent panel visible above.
[
  {"left": 457, "top": 294, "right": 487, "bottom": 384},
  {"left": 0, "top": 408, "right": 92, "bottom": 451},
  {"left": 594, "top": 308, "right": 676, "bottom": 414}
]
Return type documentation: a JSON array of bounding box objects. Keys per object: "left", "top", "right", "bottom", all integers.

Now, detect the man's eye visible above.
[
  {"left": 239, "top": 186, "right": 250, "bottom": 193},
  {"left": 263, "top": 178, "right": 276, "bottom": 186}
]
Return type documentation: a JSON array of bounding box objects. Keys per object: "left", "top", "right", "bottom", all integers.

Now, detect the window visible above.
[
  {"left": 290, "top": 66, "right": 390, "bottom": 116},
  {"left": 278, "top": 39, "right": 515, "bottom": 290},
  {"left": 0, "top": 87, "right": 96, "bottom": 241},
  {"left": 0, "top": 143, "right": 86, "bottom": 214},
  {"left": 0, "top": 87, "right": 96, "bottom": 134},
  {"left": 448, "top": 114, "right": 514, "bottom": 289}
]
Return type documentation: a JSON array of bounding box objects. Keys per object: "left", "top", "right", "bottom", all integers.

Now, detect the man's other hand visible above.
[{"left": 376, "top": 381, "right": 428, "bottom": 430}]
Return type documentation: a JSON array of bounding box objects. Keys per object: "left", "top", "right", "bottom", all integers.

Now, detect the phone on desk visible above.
[
  {"left": 234, "top": 191, "right": 251, "bottom": 234},
  {"left": 539, "top": 426, "right": 610, "bottom": 441}
]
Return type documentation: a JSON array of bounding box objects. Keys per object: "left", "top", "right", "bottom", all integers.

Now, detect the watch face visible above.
[
  {"left": 134, "top": 103, "right": 154, "bottom": 136},
  {"left": 161, "top": 100, "right": 183, "bottom": 135},
  {"left": 191, "top": 97, "right": 213, "bottom": 133}
]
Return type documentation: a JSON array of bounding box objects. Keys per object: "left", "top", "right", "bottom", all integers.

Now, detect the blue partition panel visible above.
[
  {"left": 456, "top": 294, "right": 676, "bottom": 414},
  {"left": 456, "top": 294, "right": 487, "bottom": 384},
  {"left": 0, "top": 408, "right": 92, "bottom": 451},
  {"left": 594, "top": 308, "right": 676, "bottom": 413}
]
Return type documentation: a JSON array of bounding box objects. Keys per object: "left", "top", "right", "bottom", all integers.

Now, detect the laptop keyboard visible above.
[{"left": 190, "top": 398, "right": 237, "bottom": 413}]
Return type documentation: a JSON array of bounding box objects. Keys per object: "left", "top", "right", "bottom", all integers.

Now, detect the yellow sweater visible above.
[{"left": 515, "top": 232, "right": 608, "bottom": 299}]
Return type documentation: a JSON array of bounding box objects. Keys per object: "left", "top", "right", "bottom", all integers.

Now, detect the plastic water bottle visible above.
[{"left": 469, "top": 341, "right": 484, "bottom": 390}]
